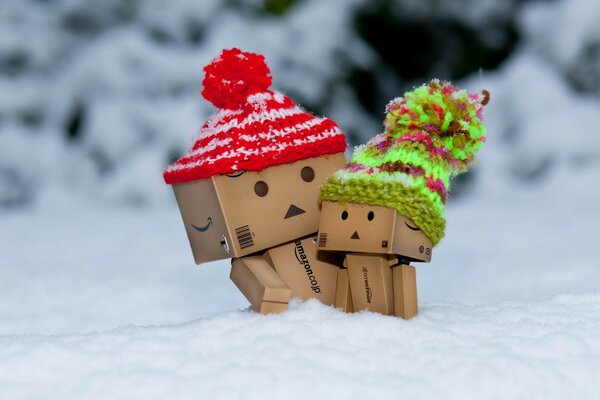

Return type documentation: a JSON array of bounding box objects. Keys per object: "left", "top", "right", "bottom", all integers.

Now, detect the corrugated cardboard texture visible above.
[
  {"left": 335, "top": 268, "right": 353, "bottom": 312},
  {"left": 257, "top": 301, "right": 288, "bottom": 314},
  {"left": 213, "top": 153, "right": 346, "bottom": 258},
  {"left": 392, "top": 215, "right": 432, "bottom": 262},
  {"left": 172, "top": 179, "right": 231, "bottom": 264},
  {"left": 172, "top": 153, "right": 345, "bottom": 264},
  {"left": 230, "top": 256, "right": 292, "bottom": 308},
  {"left": 345, "top": 253, "right": 394, "bottom": 314},
  {"left": 318, "top": 202, "right": 432, "bottom": 262},
  {"left": 318, "top": 202, "right": 395, "bottom": 254},
  {"left": 264, "top": 236, "right": 342, "bottom": 306},
  {"left": 393, "top": 264, "right": 418, "bottom": 319}
]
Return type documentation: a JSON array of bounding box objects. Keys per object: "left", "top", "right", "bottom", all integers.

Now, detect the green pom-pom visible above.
[{"left": 384, "top": 79, "right": 489, "bottom": 173}]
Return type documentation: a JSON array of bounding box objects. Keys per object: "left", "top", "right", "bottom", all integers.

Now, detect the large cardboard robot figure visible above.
[
  {"left": 318, "top": 80, "right": 489, "bottom": 319},
  {"left": 163, "top": 49, "right": 347, "bottom": 313}
]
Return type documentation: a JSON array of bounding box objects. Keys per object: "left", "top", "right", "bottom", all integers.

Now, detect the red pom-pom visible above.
[{"left": 201, "top": 48, "right": 272, "bottom": 109}]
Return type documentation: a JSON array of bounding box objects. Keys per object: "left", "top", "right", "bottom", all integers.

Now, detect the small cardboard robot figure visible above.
[
  {"left": 318, "top": 80, "right": 489, "bottom": 319},
  {"left": 163, "top": 49, "right": 348, "bottom": 314}
]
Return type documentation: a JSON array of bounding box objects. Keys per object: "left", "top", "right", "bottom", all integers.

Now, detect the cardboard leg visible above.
[
  {"left": 345, "top": 253, "right": 393, "bottom": 315},
  {"left": 335, "top": 267, "right": 353, "bottom": 313},
  {"left": 258, "top": 302, "right": 289, "bottom": 314},
  {"left": 230, "top": 255, "right": 291, "bottom": 314},
  {"left": 392, "top": 264, "right": 418, "bottom": 319}
]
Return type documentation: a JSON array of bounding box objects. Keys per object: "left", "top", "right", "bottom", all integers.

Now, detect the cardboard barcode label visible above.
[
  {"left": 235, "top": 225, "right": 254, "bottom": 249},
  {"left": 318, "top": 233, "right": 328, "bottom": 247}
]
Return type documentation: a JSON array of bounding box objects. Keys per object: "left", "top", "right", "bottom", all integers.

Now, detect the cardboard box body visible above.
[
  {"left": 172, "top": 154, "right": 345, "bottom": 265},
  {"left": 264, "top": 235, "right": 342, "bottom": 306},
  {"left": 345, "top": 253, "right": 394, "bottom": 314},
  {"left": 344, "top": 254, "right": 418, "bottom": 317},
  {"left": 318, "top": 202, "right": 433, "bottom": 262}
]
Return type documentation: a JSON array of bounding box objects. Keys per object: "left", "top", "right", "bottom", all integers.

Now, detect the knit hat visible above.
[
  {"left": 320, "top": 80, "right": 489, "bottom": 246},
  {"left": 163, "top": 48, "right": 347, "bottom": 184}
]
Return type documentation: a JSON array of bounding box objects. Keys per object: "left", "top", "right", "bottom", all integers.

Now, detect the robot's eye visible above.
[
  {"left": 404, "top": 222, "right": 421, "bottom": 231},
  {"left": 341, "top": 210, "right": 349, "bottom": 220},
  {"left": 226, "top": 171, "right": 245, "bottom": 178},
  {"left": 301, "top": 166, "right": 315, "bottom": 182},
  {"left": 254, "top": 181, "right": 269, "bottom": 197},
  {"left": 367, "top": 211, "right": 375, "bottom": 221}
]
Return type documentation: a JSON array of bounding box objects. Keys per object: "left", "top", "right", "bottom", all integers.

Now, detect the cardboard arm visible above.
[{"left": 230, "top": 255, "right": 291, "bottom": 314}]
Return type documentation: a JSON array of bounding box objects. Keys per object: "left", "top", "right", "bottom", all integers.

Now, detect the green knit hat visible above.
[{"left": 320, "top": 80, "right": 489, "bottom": 246}]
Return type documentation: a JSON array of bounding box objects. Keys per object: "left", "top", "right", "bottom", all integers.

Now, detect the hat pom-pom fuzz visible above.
[
  {"left": 384, "top": 79, "right": 490, "bottom": 173},
  {"left": 201, "top": 48, "right": 273, "bottom": 110}
]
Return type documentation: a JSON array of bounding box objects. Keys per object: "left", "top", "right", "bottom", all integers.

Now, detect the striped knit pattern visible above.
[
  {"left": 321, "top": 80, "right": 488, "bottom": 246},
  {"left": 164, "top": 49, "right": 346, "bottom": 184}
]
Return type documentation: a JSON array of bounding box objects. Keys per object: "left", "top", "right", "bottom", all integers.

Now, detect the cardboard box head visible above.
[
  {"left": 172, "top": 153, "right": 346, "bottom": 264},
  {"left": 317, "top": 201, "right": 433, "bottom": 262}
]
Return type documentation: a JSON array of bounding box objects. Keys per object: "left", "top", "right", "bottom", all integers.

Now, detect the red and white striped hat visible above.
[{"left": 163, "top": 48, "right": 347, "bottom": 185}]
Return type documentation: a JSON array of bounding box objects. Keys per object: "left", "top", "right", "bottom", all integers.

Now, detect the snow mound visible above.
[{"left": 2, "top": 295, "right": 599, "bottom": 399}]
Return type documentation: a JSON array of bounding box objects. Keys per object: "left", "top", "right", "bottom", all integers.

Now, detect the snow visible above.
[
  {"left": 0, "top": 205, "right": 244, "bottom": 335},
  {"left": 1, "top": 296, "right": 599, "bottom": 399},
  {"left": 2, "top": 161, "right": 600, "bottom": 397},
  {"left": 2, "top": 0, "right": 600, "bottom": 397},
  {"left": 521, "top": 0, "right": 600, "bottom": 66},
  {"left": 3, "top": 166, "right": 599, "bottom": 335},
  {"left": 0, "top": 0, "right": 378, "bottom": 207}
]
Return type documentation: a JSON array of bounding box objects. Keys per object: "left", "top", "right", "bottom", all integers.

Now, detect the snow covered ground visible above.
[
  {"left": 2, "top": 0, "right": 600, "bottom": 397},
  {"left": 1, "top": 295, "right": 599, "bottom": 399},
  {"left": 2, "top": 164, "right": 599, "bottom": 397},
  {"left": 2, "top": 166, "right": 599, "bottom": 336},
  {"left": 3, "top": 59, "right": 600, "bottom": 394}
]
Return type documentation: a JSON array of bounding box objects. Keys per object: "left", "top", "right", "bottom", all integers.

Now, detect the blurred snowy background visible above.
[
  {"left": 1, "top": 0, "right": 600, "bottom": 397},
  {"left": 4, "top": 0, "right": 600, "bottom": 209}
]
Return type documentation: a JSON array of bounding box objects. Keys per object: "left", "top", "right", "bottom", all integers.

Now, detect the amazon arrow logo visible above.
[{"left": 191, "top": 217, "right": 213, "bottom": 233}]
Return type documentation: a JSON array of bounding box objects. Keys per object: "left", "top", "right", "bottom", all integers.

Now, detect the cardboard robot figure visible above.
[
  {"left": 163, "top": 49, "right": 348, "bottom": 314},
  {"left": 318, "top": 80, "right": 489, "bottom": 319}
]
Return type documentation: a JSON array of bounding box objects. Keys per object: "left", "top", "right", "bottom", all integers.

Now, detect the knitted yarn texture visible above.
[
  {"left": 164, "top": 48, "right": 347, "bottom": 184},
  {"left": 320, "top": 80, "right": 489, "bottom": 246}
]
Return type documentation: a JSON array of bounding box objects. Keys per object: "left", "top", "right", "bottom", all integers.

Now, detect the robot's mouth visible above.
[
  {"left": 350, "top": 231, "right": 360, "bottom": 240},
  {"left": 284, "top": 204, "right": 305, "bottom": 219},
  {"left": 191, "top": 217, "right": 213, "bottom": 233}
]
